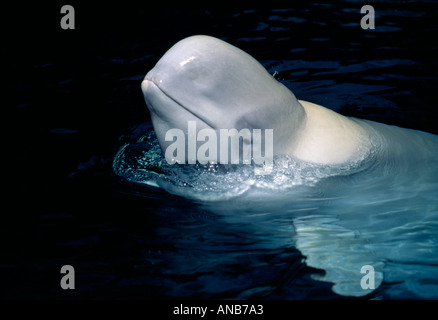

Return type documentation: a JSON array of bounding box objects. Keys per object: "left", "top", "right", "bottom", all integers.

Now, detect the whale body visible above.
[
  {"left": 113, "top": 35, "right": 438, "bottom": 298},
  {"left": 141, "top": 35, "right": 438, "bottom": 169}
]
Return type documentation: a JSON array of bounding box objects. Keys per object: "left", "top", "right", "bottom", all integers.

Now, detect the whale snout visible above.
[
  {"left": 141, "top": 78, "right": 161, "bottom": 115},
  {"left": 141, "top": 78, "right": 153, "bottom": 105},
  {"left": 141, "top": 79, "right": 150, "bottom": 92}
]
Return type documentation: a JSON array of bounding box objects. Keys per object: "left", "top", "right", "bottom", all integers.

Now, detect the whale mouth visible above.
[{"left": 142, "top": 78, "right": 216, "bottom": 130}]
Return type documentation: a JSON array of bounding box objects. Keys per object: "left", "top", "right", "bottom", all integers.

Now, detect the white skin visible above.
[{"left": 141, "top": 35, "right": 373, "bottom": 165}]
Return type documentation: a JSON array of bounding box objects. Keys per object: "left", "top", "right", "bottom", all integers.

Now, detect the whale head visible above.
[{"left": 141, "top": 35, "right": 305, "bottom": 159}]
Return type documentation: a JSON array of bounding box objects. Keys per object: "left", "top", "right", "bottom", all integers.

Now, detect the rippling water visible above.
[
  {"left": 2, "top": 2, "right": 438, "bottom": 299},
  {"left": 113, "top": 114, "right": 438, "bottom": 298}
]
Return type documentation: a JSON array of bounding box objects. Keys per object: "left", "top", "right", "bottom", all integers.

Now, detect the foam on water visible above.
[{"left": 113, "top": 126, "right": 373, "bottom": 201}]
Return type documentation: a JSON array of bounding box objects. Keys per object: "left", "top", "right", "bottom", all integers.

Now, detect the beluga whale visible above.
[
  {"left": 140, "top": 35, "right": 438, "bottom": 169},
  {"left": 114, "top": 35, "right": 438, "bottom": 298}
]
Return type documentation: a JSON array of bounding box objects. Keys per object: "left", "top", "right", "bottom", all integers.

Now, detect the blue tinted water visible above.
[{"left": 114, "top": 114, "right": 438, "bottom": 298}]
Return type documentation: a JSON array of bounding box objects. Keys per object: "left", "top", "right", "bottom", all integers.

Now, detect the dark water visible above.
[{"left": 2, "top": 2, "right": 438, "bottom": 299}]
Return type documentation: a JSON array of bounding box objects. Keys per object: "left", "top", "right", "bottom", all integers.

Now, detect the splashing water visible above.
[{"left": 113, "top": 125, "right": 373, "bottom": 201}]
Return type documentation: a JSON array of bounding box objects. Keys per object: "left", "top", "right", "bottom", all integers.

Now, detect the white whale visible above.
[
  {"left": 141, "top": 35, "right": 438, "bottom": 168},
  {"left": 125, "top": 35, "right": 438, "bottom": 298}
]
